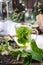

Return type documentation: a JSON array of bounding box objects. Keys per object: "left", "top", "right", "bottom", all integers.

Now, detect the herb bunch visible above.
[
  {"left": 16, "top": 26, "right": 32, "bottom": 45},
  {"left": 0, "top": 37, "right": 43, "bottom": 65},
  {"left": 10, "top": 9, "right": 24, "bottom": 22},
  {"left": 0, "top": 27, "right": 43, "bottom": 65}
]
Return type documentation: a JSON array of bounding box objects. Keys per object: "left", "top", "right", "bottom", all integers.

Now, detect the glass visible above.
[
  {"left": 1, "top": 0, "right": 13, "bottom": 20},
  {"left": 13, "top": 23, "right": 38, "bottom": 47},
  {"left": 24, "top": 9, "right": 35, "bottom": 25},
  {"left": 6, "top": 0, "right": 13, "bottom": 20}
]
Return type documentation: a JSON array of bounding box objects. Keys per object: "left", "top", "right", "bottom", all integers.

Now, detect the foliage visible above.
[
  {"left": 10, "top": 9, "right": 24, "bottom": 22},
  {"left": 23, "top": 54, "right": 32, "bottom": 65},
  {"left": 16, "top": 26, "right": 32, "bottom": 45},
  {"left": 31, "top": 50, "right": 42, "bottom": 61},
  {"left": 0, "top": 32, "right": 43, "bottom": 65},
  {"left": 31, "top": 39, "right": 43, "bottom": 57}
]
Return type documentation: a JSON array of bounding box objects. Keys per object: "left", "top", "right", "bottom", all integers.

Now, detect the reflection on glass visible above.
[
  {"left": 6, "top": 0, "right": 13, "bottom": 20},
  {"left": 24, "top": 8, "right": 35, "bottom": 25}
]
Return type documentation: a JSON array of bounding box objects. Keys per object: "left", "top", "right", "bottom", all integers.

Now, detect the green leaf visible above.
[
  {"left": 0, "top": 45, "right": 2, "bottom": 53},
  {"left": 16, "top": 26, "right": 32, "bottom": 45},
  {"left": 23, "top": 54, "right": 32, "bottom": 65},
  {"left": 9, "top": 51, "right": 20, "bottom": 57},
  {"left": 31, "top": 51, "right": 42, "bottom": 61},
  {"left": 4, "top": 37, "right": 9, "bottom": 44},
  {"left": 20, "top": 50, "right": 32, "bottom": 65},
  {"left": 10, "top": 10, "right": 24, "bottom": 22},
  {"left": 31, "top": 39, "right": 43, "bottom": 57},
  {"left": 21, "top": 50, "right": 29, "bottom": 58}
]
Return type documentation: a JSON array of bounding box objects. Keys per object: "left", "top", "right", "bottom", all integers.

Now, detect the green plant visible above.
[
  {"left": 0, "top": 31, "right": 43, "bottom": 65},
  {"left": 10, "top": 9, "right": 24, "bottom": 22},
  {"left": 16, "top": 26, "right": 32, "bottom": 45},
  {"left": 9, "top": 39, "right": 43, "bottom": 65}
]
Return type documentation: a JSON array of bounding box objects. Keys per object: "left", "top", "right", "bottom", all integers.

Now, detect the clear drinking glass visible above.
[
  {"left": 13, "top": 23, "right": 38, "bottom": 47},
  {"left": 24, "top": 8, "right": 35, "bottom": 25},
  {"left": 5, "top": 0, "right": 13, "bottom": 20}
]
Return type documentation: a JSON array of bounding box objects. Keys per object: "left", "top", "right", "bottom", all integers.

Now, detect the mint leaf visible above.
[
  {"left": 21, "top": 50, "right": 29, "bottom": 58},
  {"left": 31, "top": 51, "right": 42, "bottom": 61},
  {"left": 10, "top": 9, "right": 24, "bottom": 22},
  {"left": 23, "top": 55, "right": 32, "bottom": 65},
  {"left": 31, "top": 39, "right": 43, "bottom": 58},
  {"left": 16, "top": 26, "right": 32, "bottom": 45},
  {"left": 9, "top": 51, "right": 20, "bottom": 57}
]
